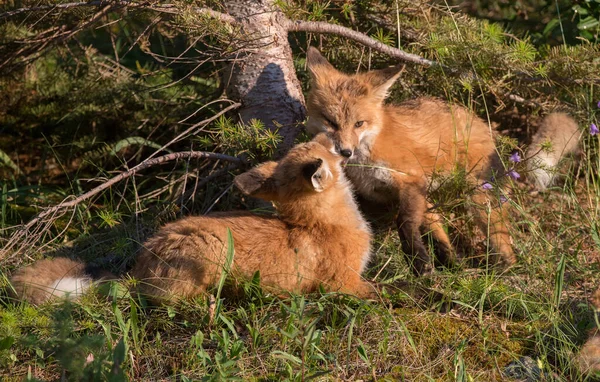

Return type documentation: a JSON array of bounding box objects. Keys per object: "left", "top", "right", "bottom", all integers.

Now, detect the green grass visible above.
[
  {"left": 1, "top": 1, "right": 600, "bottom": 379},
  {"left": 2, "top": 171, "right": 600, "bottom": 381},
  {"left": 1, "top": 77, "right": 599, "bottom": 382}
]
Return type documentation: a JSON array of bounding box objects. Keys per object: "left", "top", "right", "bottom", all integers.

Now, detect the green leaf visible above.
[
  {"left": 591, "top": 223, "right": 600, "bottom": 250},
  {"left": 110, "top": 137, "right": 171, "bottom": 156},
  {"left": 110, "top": 338, "right": 127, "bottom": 382},
  {"left": 0, "top": 149, "right": 20, "bottom": 174},
  {"left": 578, "top": 16, "right": 599, "bottom": 30},
  {"left": 542, "top": 18, "right": 560, "bottom": 36},
  {"left": 572, "top": 5, "right": 589, "bottom": 15},
  {"left": 0, "top": 336, "right": 14, "bottom": 350},
  {"left": 271, "top": 350, "right": 302, "bottom": 365},
  {"left": 357, "top": 340, "right": 370, "bottom": 365},
  {"left": 167, "top": 306, "right": 176, "bottom": 319}
]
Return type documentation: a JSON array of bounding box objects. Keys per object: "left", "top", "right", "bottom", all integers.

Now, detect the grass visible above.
[
  {"left": 1, "top": 107, "right": 599, "bottom": 380},
  {"left": 1, "top": 166, "right": 600, "bottom": 381},
  {"left": 0, "top": 1, "right": 599, "bottom": 378}
]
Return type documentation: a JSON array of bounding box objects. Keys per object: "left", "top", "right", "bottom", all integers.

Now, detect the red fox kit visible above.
[
  {"left": 10, "top": 135, "right": 376, "bottom": 304},
  {"left": 305, "top": 47, "right": 579, "bottom": 275}
]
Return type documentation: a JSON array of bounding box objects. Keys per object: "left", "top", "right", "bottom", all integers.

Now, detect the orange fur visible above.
[
  {"left": 10, "top": 136, "right": 375, "bottom": 304},
  {"left": 305, "top": 47, "right": 579, "bottom": 273},
  {"left": 578, "top": 288, "right": 600, "bottom": 374}
]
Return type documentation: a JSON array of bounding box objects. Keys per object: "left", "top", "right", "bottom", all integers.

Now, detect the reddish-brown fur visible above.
[
  {"left": 578, "top": 288, "right": 600, "bottom": 373},
  {"left": 10, "top": 135, "right": 376, "bottom": 304},
  {"left": 305, "top": 47, "right": 575, "bottom": 274}
]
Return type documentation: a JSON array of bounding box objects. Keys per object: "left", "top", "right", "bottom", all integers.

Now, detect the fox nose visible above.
[{"left": 339, "top": 149, "right": 353, "bottom": 158}]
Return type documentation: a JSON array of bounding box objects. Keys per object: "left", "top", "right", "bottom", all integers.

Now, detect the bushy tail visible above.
[
  {"left": 577, "top": 288, "right": 600, "bottom": 373},
  {"left": 525, "top": 113, "right": 580, "bottom": 191},
  {"left": 9, "top": 258, "right": 100, "bottom": 305}
]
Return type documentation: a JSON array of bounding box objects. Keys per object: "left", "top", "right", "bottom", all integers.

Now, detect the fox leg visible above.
[
  {"left": 393, "top": 175, "right": 433, "bottom": 276},
  {"left": 471, "top": 190, "right": 516, "bottom": 267},
  {"left": 423, "top": 204, "right": 456, "bottom": 268},
  {"left": 340, "top": 279, "right": 379, "bottom": 299},
  {"left": 330, "top": 269, "right": 379, "bottom": 299}
]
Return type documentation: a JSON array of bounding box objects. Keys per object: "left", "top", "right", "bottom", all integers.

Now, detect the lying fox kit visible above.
[
  {"left": 9, "top": 135, "right": 376, "bottom": 305},
  {"left": 305, "top": 47, "right": 579, "bottom": 275}
]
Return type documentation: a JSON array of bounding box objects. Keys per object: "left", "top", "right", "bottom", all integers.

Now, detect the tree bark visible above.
[{"left": 224, "top": 0, "right": 305, "bottom": 154}]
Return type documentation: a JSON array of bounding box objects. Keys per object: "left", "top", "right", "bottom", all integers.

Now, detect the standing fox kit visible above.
[
  {"left": 10, "top": 135, "right": 376, "bottom": 304},
  {"left": 305, "top": 47, "right": 579, "bottom": 274}
]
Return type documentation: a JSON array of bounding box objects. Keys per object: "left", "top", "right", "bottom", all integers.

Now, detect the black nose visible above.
[{"left": 340, "top": 149, "right": 353, "bottom": 158}]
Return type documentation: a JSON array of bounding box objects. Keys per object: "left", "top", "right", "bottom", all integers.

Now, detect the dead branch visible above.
[
  {"left": 0, "top": 150, "right": 245, "bottom": 262},
  {"left": 0, "top": 1, "right": 236, "bottom": 24},
  {"left": 23, "top": 151, "right": 243, "bottom": 230},
  {"left": 0, "top": 0, "right": 127, "bottom": 19},
  {"left": 286, "top": 20, "right": 438, "bottom": 67}
]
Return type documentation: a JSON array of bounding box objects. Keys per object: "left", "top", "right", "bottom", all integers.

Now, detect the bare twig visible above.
[
  {"left": 0, "top": 0, "right": 126, "bottom": 19},
  {"left": 26, "top": 151, "right": 243, "bottom": 229},
  {"left": 0, "top": 151, "right": 244, "bottom": 262},
  {"left": 286, "top": 20, "right": 438, "bottom": 67},
  {"left": 0, "top": 1, "right": 236, "bottom": 23},
  {"left": 155, "top": 101, "right": 242, "bottom": 159}
]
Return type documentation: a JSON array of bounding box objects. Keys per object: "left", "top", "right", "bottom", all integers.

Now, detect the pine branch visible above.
[{"left": 286, "top": 20, "right": 438, "bottom": 67}]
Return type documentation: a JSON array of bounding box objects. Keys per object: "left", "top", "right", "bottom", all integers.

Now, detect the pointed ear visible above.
[
  {"left": 306, "top": 47, "right": 337, "bottom": 82},
  {"left": 234, "top": 161, "right": 278, "bottom": 200},
  {"left": 312, "top": 133, "right": 335, "bottom": 152},
  {"left": 364, "top": 65, "right": 405, "bottom": 102},
  {"left": 302, "top": 158, "right": 333, "bottom": 192}
]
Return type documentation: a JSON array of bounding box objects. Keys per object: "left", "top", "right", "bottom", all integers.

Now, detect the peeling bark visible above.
[{"left": 224, "top": 0, "right": 305, "bottom": 154}]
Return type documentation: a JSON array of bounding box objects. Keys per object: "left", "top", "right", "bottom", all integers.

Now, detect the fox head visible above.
[
  {"left": 305, "top": 47, "right": 403, "bottom": 159},
  {"left": 234, "top": 134, "right": 345, "bottom": 203}
]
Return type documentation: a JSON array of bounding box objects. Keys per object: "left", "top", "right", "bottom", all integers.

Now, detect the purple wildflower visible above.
[
  {"left": 507, "top": 169, "right": 521, "bottom": 180},
  {"left": 509, "top": 152, "right": 521, "bottom": 163},
  {"left": 597, "top": 100, "right": 600, "bottom": 108},
  {"left": 591, "top": 123, "right": 599, "bottom": 136},
  {"left": 500, "top": 195, "right": 508, "bottom": 204},
  {"left": 482, "top": 182, "right": 493, "bottom": 190}
]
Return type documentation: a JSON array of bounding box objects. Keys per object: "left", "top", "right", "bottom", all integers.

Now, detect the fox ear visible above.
[
  {"left": 307, "top": 47, "right": 336, "bottom": 82},
  {"left": 234, "top": 161, "right": 278, "bottom": 200},
  {"left": 302, "top": 158, "right": 333, "bottom": 192},
  {"left": 366, "top": 65, "right": 405, "bottom": 102},
  {"left": 312, "top": 133, "right": 335, "bottom": 152}
]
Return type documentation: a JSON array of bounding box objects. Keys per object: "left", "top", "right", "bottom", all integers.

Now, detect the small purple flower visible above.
[
  {"left": 500, "top": 195, "right": 508, "bottom": 204},
  {"left": 507, "top": 169, "right": 521, "bottom": 180},
  {"left": 482, "top": 182, "right": 493, "bottom": 190},
  {"left": 509, "top": 152, "right": 521, "bottom": 163},
  {"left": 597, "top": 100, "right": 600, "bottom": 108},
  {"left": 591, "top": 123, "right": 599, "bottom": 136}
]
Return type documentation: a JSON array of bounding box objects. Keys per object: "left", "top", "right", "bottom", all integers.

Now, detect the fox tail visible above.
[
  {"left": 525, "top": 113, "right": 580, "bottom": 191},
  {"left": 9, "top": 257, "right": 109, "bottom": 305}
]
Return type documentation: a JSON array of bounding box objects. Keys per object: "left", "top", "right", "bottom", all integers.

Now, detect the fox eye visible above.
[
  {"left": 324, "top": 118, "right": 339, "bottom": 130},
  {"left": 354, "top": 121, "right": 364, "bottom": 128}
]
